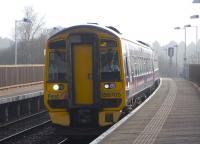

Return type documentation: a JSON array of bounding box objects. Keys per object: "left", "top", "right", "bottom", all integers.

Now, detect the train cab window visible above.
[
  {"left": 100, "top": 39, "right": 117, "bottom": 47},
  {"left": 48, "top": 51, "right": 67, "bottom": 82},
  {"left": 100, "top": 47, "right": 120, "bottom": 81},
  {"left": 49, "top": 40, "right": 66, "bottom": 49}
]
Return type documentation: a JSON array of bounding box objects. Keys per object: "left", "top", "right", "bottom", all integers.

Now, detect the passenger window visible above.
[
  {"left": 125, "top": 57, "right": 129, "bottom": 77},
  {"left": 131, "top": 56, "right": 135, "bottom": 76}
]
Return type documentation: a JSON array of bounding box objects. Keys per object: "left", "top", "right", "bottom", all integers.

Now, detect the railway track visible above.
[
  {"left": 0, "top": 110, "right": 92, "bottom": 144},
  {"left": 57, "top": 138, "right": 70, "bottom": 144},
  {"left": 0, "top": 84, "right": 157, "bottom": 144},
  {"left": 0, "top": 110, "right": 47, "bottom": 128},
  {"left": 0, "top": 110, "right": 50, "bottom": 143},
  {"left": 0, "top": 120, "right": 50, "bottom": 143}
]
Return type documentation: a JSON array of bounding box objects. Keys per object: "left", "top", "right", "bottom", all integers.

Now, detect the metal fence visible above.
[
  {"left": 186, "top": 64, "right": 200, "bottom": 85},
  {"left": 0, "top": 65, "right": 44, "bottom": 88}
]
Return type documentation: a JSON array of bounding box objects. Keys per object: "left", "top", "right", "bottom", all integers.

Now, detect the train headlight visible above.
[
  {"left": 53, "top": 84, "right": 64, "bottom": 91},
  {"left": 110, "top": 83, "right": 115, "bottom": 89},
  {"left": 104, "top": 84, "right": 110, "bottom": 89},
  {"left": 104, "top": 83, "right": 115, "bottom": 89},
  {"left": 53, "top": 84, "right": 59, "bottom": 91}
]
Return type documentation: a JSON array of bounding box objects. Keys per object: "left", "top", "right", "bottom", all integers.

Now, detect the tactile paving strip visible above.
[{"left": 132, "top": 79, "right": 177, "bottom": 144}]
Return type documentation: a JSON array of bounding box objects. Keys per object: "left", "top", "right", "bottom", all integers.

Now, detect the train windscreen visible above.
[
  {"left": 100, "top": 40, "right": 120, "bottom": 81},
  {"left": 48, "top": 51, "right": 67, "bottom": 82}
]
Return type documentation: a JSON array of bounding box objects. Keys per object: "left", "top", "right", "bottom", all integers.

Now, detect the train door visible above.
[{"left": 73, "top": 43, "right": 93, "bottom": 105}]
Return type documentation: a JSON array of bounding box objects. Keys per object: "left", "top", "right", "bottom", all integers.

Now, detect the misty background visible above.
[{"left": 0, "top": 6, "right": 198, "bottom": 78}]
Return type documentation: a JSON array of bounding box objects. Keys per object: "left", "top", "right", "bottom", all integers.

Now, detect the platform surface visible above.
[
  {"left": 99, "top": 78, "right": 200, "bottom": 144},
  {"left": 0, "top": 84, "right": 43, "bottom": 104}
]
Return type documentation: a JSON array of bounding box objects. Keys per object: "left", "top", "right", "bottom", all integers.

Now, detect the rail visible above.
[{"left": 0, "top": 120, "right": 50, "bottom": 143}]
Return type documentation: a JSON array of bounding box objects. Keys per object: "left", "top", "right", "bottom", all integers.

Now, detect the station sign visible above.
[{"left": 168, "top": 47, "right": 174, "bottom": 57}]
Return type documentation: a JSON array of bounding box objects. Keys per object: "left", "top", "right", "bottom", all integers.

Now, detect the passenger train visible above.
[{"left": 44, "top": 24, "right": 160, "bottom": 135}]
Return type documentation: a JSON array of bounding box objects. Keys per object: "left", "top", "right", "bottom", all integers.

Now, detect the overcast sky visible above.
[{"left": 0, "top": 0, "right": 200, "bottom": 45}]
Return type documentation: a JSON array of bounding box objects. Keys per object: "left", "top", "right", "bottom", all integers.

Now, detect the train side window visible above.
[
  {"left": 141, "top": 58, "right": 143, "bottom": 74},
  {"left": 125, "top": 57, "right": 130, "bottom": 77},
  {"left": 148, "top": 58, "right": 150, "bottom": 72},
  {"left": 130, "top": 56, "right": 135, "bottom": 76},
  {"left": 138, "top": 57, "right": 141, "bottom": 75},
  {"left": 150, "top": 58, "right": 152, "bottom": 71},
  {"left": 138, "top": 58, "right": 140, "bottom": 75},
  {"left": 137, "top": 57, "right": 139, "bottom": 75},
  {"left": 146, "top": 59, "right": 148, "bottom": 72},
  {"left": 142, "top": 57, "right": 145, "bottom": 74},
  {"left": 145, "top": 58, "right": 147, "bottom": 72},
  {"left": 140, "top": 57, "right": 143, "bottom": 74},
  {"left": 141, "top": 57, "right": 144, "bottom": 74},
  {"left": 134, "top": 57, "right": 137, "bottom": 76}
]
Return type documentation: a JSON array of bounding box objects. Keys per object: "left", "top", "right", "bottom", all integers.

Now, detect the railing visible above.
[
  {"left": 0, "top": 65, "right": 44, "bottom": 88},
  {"left": 186, "top": 64, "right": 200, "bottom": 85}
]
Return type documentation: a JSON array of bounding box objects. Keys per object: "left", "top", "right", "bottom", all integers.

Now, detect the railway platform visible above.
[
  {"left": 0, "top": 83, "right": 43, "bottom": 104},
  {"left": 0, "top": 83, "right": 43, "bottom": 98},
  {"left": 0, "top": 83, "right": 44, "bottom": 125},
  {"left": 92, "top": 78, "right": 200, "bottom": 144}
]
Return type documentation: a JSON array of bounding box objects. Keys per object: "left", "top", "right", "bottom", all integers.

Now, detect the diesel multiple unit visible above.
[{"left": 44, "top": 24, "right": 159, "bottom": 135}]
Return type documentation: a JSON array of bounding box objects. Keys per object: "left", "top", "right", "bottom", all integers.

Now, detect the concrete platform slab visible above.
[
  {"left": 0, "top": 84, "right": 43, "bottom": 104},
  {"left": 92, "top": 78, "right": 200, "bottom": 144}
]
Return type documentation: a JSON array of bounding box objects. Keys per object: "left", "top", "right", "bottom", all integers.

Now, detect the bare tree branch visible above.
[{"left": 17, "top": 6, "right": 45, "bottom": 41}]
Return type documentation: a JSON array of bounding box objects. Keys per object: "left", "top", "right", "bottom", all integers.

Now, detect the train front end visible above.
[{"left": 44, "top": 25, "right": 126, "bottom": 133}]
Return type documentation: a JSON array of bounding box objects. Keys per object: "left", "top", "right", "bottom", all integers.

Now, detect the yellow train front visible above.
[{"left": 44, "top": 24, "right": 126, "bottom": 135}]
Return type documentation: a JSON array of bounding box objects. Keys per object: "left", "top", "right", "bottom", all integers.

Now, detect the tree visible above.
[
  {"left": 14, "top": 6, "right": 46, "bottom": 64},
  {"left": 17, "top": 6, "right": 45, "bottom": 41}
]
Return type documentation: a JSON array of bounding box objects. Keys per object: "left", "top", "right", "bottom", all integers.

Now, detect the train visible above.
[{"left": 44, "top": 24, "right": 160, "bottom": 135}]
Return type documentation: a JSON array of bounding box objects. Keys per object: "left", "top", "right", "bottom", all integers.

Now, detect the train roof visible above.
[
  {"left": 49, "top": 24, "right": 151, "bottom": 49},
  {"left": 49, "top": 24, "right": 121, "bottom": 39}
]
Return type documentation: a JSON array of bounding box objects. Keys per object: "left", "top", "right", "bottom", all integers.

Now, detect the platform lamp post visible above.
[
  {"left": 174, "top": 25, "right": 191, "bottom": 78},
  {"left": 190, "top": 15, "right": 199, "bottom": 64},
  {"left": 193, "top": 0, "right": 200, "bottom": 3},
  {"left": 15, "top": 18, "right": 32, "bottom": 65},
  {"left": 183, "top": 24, "right": 198, "bottom": 64},
  {"left": 173, "top": 45, "right": 178, "bottom": 77}
]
